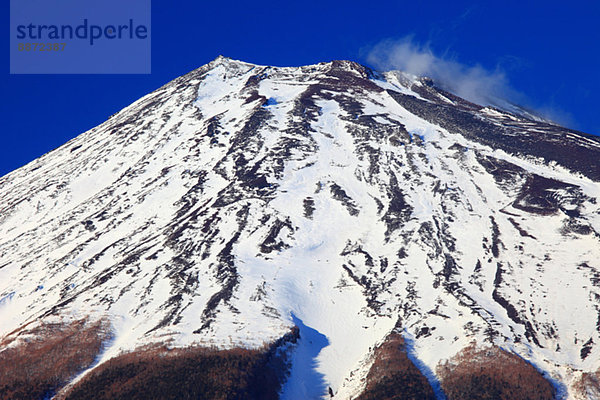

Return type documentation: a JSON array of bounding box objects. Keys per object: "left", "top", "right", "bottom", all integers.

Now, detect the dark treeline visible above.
[
  {"left": 63, "top": 327, "right": 298, "bottom": 400},
  {"left": 437, "top": 344, "right": 555, "bottom": 400},
  {"left": 0, "top": 319, "right": 109, "bottom": 400},
  {"left": 357, "top": 332, "right": 436, "bottom": 400}
]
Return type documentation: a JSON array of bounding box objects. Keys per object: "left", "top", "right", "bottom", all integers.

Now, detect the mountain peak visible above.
[{"left": 1, "top": 58, "right": 599, "bottom": 399}]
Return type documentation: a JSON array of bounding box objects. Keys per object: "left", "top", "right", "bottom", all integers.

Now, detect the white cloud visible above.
[{"left": 365, "top": 36, "right": 521, "bottom": 108}]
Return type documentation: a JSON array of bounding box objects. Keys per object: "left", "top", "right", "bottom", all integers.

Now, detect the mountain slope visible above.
[{"left": 1, "top": 56, "right": 599, "bottom": 399}]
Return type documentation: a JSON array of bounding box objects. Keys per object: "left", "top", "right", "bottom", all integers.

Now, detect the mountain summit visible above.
[{"left": 1, "top": 57, "right": 600, "bottom": 399}]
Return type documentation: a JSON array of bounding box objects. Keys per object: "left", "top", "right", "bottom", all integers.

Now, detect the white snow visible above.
[{"left": 0, "top": 57, "right": 598, "bottom": 399}]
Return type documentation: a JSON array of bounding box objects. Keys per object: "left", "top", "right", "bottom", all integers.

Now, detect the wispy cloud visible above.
[
  {"left": 365, "top": 36, "right": 520, "bottom": 107},
  {"left": 364, "top": 36, "right": 575, "bottom": 129}
]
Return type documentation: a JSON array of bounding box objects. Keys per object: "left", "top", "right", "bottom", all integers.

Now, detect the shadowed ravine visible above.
[{"left": 280, "top": 314, "right": 330, "bottom": 399}]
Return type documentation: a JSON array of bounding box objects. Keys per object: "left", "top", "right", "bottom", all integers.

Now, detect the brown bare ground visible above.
[
  {"left": 357, "top": 332, "right": 436, "bottom": 400},
  {"left": 0, "top": 318, "right": 111, "bottom": 400},
  {"left": 436, "top": 343, "right": 555, "bottom": 400}
]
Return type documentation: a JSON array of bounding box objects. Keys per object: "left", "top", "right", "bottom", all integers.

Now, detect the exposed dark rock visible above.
[
  {"left": 259, "top": 218, "right": 293, "bottom": 254},
  {"left": 303, "top": 197, "right": 315, "bottom": 219},
  {"left": 388, "top": 89, "right": 600, "bottom": 182},
  {"left": 330, "top": 183, "right": 360, "bottom": 216}
]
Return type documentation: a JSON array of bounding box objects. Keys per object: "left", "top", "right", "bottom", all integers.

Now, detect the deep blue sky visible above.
[{"left": 2, "top": 1, "right": 599, "bottom": 177}]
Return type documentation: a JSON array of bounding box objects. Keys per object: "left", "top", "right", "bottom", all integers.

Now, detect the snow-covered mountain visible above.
[{"left": 1, "top": 56, "right": 600, "bottom": 399}]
